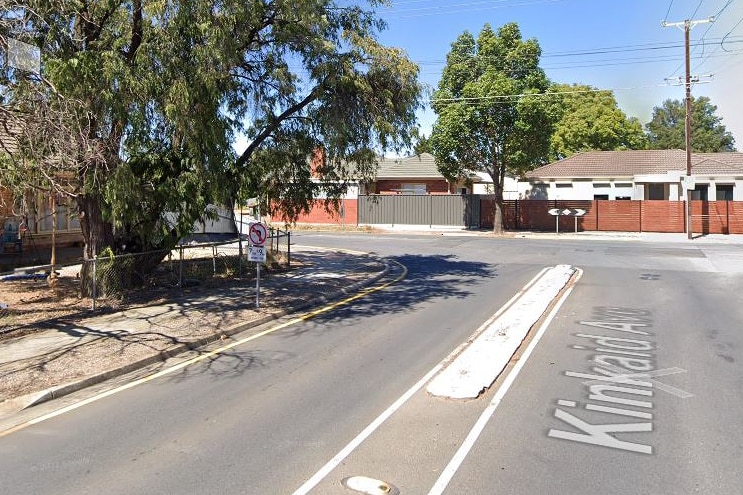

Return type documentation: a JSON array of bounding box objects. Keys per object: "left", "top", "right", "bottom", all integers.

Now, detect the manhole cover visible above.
[{"left": 341, "top": 476, "right": 400, "bottom": 495}]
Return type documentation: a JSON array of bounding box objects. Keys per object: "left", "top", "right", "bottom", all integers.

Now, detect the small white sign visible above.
[
  {"left": 681, "top": 175, "right": 696, "bottom": 190},
  {"left": 248, "top": 245, "right": 266, "bottom": 263}
]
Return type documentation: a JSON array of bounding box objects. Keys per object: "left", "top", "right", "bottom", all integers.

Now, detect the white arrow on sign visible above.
[
  {"left": 548, "top": 208, "right": 561, "bottom": 216},
  {"left": 573, "top": 208, "right": 587, "bottom": 216},
  {"left": 562, "top": 208, "right": 573, "bottom": 216}
]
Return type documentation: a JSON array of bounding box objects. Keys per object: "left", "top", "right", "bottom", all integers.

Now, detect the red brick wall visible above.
[
  {"left": 271, "top": 199, "right": 358, "bottom": 226},
  {"left": 1, "top": 188, "right": 14, "bottom": 219},
  {"left": 481, "top": 199, "right": 743, "bottom": 234}
]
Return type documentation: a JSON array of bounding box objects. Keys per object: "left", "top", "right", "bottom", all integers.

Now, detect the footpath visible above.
[{"left": 0, "top": 246, "right": 390, "bottom": 421}]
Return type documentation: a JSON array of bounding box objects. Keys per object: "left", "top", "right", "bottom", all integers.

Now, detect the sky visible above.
[{"left": 374, "top": 0, "right": 743, "bottom": 149}]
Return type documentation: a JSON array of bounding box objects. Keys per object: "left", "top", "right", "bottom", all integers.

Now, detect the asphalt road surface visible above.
[{"left": 1, "top": 233, "right": 742, "bottom": 494}]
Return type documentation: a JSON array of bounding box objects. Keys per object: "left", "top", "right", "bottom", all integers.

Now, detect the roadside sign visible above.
[
  {"left": 248, "top": 245, "right": 267, "bottom": 263},
  {"left": 248, "top": 222, "right": 268, "bottom": 246},
  {"left": 548, "top": 208, "right": 587, "bottom": 217}
]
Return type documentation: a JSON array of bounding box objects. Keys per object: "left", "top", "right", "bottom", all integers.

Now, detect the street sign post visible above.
[
  {"left": 547, "top": 208, "right": 587, "bottom": 233},
  {"left": 248, "top": 222, "right": 268, "bottom": 308}
]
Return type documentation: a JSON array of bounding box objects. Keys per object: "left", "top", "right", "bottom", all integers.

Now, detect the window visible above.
[
  {"left": 690, "top": 185, "right": 708, "bottom": 201},
  {"left": 593, "top": 183, "right": 610, "bottom": 188},
  {"left": 555, "top": 183, "right": 573, "bottom": 188},
  {"left": 594, "top": 194, "right": 609, "bottom": 200},
  {"left": 616, "top": 196, "right": 631, "bottom": 200},
  {"left": 647, "top": 183, "right": 665, "bottom": 200},
  {"left": 400, "top": 183, "right": 426, "bottom": 195},
  {"left": 716, "top": 185, "right": 733, "bottom": 201}
]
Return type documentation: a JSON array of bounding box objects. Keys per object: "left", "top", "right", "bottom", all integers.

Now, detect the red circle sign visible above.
[{"left": 248, "top": 222, "right": 268, "bottom": 246}]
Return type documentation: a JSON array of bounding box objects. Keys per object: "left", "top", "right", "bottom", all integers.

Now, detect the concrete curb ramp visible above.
[{"left": 427, "top": 264, "right": 576, "bottom": 400}]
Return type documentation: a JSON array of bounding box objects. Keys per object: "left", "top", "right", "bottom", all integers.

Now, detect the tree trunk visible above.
[
  {"left": 78, "top": 194, "right": 115, "bottom": 260},
  {"left": 492, "top": 174, "right": 505, "bottom": 234},
  {"left": 492, "top": 198, "right": 504, "bottom": 234},
  {"left": 77, "top": 194, "right": 115, "bottom": 297}
]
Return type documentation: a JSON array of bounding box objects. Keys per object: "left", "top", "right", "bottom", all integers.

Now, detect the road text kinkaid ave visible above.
[{"left": 547, "top": 307, "right": 687, "bottom": 455}]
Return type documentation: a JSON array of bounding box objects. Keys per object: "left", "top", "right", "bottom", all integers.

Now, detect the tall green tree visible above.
[
  {"left": 645, "top": 96, "right": 736, "bottom": 152},
  {"left": 0, "top": 1, "right": 421, "bottom": 274},
  {"left": 429, "top": 23, "right": 554, "bottom": 233},
  {"left": 549, "top": 83, "right": 647, "bottom": 160}
]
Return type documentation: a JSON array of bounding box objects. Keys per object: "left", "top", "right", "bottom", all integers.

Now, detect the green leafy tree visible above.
[
  {"left": 410, "top": 129, "right": 432, "bottom": 155},
  {"left": 429, "top": 23, "right": 554, "bottom": 233},
  {"left": 549, "top": 83, "right": 647, "bottom": 160},
  {"left": 0, "top": 0, "right": 421, "bottom": 289},
  {"left": 646, "top": 96, "right": 736, "bottom": 152}
]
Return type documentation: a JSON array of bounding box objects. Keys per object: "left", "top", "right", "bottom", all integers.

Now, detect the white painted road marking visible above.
[
  {"left": 293, "top": 266, "right": 580, "bottom": 494},
  {"left": 427, "top": 264, "right": 576, "bottom": 399},
  {"left": 427, "top": 268, "right": 582, "bottom": 494}
]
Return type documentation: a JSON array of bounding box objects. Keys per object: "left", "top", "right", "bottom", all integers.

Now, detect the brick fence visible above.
[
  {"left": 481, "top": 199, "right": 743, "bottom": 234},
  {"left": 274, "top": 197, "right": 743, "bottom": 235}
]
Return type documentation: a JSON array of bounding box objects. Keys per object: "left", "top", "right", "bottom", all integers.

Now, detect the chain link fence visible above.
[{"left": 82, "top": 229, "right": 291, "bottom": 309}]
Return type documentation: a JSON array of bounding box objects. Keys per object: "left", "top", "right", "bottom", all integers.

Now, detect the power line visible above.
[
  {"left": 380, "top": 0, "right": 566, "bottom": 19},
  {"left": 663, "top": 0, "right": 675, "bottom": 24},
  {"left": 428, "top": 84, "right": 671, "bottom": 104}
]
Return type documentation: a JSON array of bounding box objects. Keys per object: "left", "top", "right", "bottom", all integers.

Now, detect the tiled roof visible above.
[
  {"left": 375, "top": 153, "right": 444, "bottom": 179},
  {"left": 525, "top": 150, "right": 743, "bottom": 179}
]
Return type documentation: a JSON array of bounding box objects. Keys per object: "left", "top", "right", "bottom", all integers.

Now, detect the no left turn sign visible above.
[{"left": 248, "top": 222, "right": 268, "bottom": 246}]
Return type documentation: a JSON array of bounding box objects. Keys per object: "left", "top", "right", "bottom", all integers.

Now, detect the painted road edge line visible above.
[
  {"left": 427, "top": 264, "right": 576, "bottom": 400},
  {"left": 427, "top": 268, "right": 583, "bottom": 495},
  {"left": 0, "top": 259, "right": 408, "bottom": 439}
]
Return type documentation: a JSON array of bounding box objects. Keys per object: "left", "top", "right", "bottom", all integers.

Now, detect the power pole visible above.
[{"left": 662, "top": 17, "right": 714, "bottom": 239}]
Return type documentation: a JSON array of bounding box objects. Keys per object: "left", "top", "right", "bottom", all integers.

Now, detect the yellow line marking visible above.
[{"left": 0, "top": 257, "right": 407, "bottom": 438}]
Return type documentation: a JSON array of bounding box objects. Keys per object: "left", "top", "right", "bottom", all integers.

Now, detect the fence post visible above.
[
  {"left": 178, "top": 245, "right": 183, "bottom": 289},
  {"left": 212, "top": 244, "right": 217, "bottom": 276},
  {"left": 238, "top": 234, "right": 243, "bottom": 278},
  {"left": 287, "top": 231, "right": 291, "bottom": 268},
  {"left": 91, "top": 255, "right": 97, "bottom": 311}
]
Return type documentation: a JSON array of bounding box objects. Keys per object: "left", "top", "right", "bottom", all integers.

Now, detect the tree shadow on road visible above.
[{"left": 280, "top": 253, "right": 498, "bottom": 338}]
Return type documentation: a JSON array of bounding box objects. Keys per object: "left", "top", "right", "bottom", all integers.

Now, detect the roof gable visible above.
[{"left": 375, "top": 153, "right": 444, "bottom": 179}]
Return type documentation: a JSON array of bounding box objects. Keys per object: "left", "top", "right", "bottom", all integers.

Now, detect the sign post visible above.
[
  {"left": 248, "top": 222, "right": 268, "bottom": 309},
  {"left": 547, "top": 208, "right": 587, "bottom": 234}
]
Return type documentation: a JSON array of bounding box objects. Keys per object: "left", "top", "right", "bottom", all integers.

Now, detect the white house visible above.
[{"left": 519, "top": 150, "right": 743, "bottom": 201}]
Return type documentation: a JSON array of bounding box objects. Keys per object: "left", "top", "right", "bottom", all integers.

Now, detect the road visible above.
[{"left": 1, "top": 232, "right": 742, "bottom": 494}]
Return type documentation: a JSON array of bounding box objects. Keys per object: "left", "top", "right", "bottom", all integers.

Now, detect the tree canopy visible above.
[
  {"left": 0, "top": 0, "right": 422, "bottom": 261},
  {"left": 429, "top": 23, "right": 553, "bottom": 233},
  {"left": 549, "top": 83, "right": 647, "bottom": 160},
  {"left": 645, "top": 96, "right": 736, "bottom": 152}
]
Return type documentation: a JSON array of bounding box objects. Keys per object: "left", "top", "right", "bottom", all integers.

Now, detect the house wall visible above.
[
  {"left": 522, "top": 176, "right": 743, "bottom": 202},
  {"left": 1, "top": 188, "right": 13, "bottom": 218},
  {"left": 271, "top": 199, "right": 358, "bottom": 226},
  {"left": 471, "top": 177, "right": 520, "bottom": 199},
  {"left": 372, "top": 179, "right": 451, "bottom": 194}
]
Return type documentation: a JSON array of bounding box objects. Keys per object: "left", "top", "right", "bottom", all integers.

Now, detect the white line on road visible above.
[
  {"left": 291, "top": 363, "right": 443, "bottom": 495},
  {"left": 427, "top": 268, "right": 583, "bottom": 495}
]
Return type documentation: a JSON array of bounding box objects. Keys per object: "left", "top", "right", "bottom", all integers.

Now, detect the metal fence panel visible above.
[{"left": 358, "top": 195, "right": 478, "bottom": 227}]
